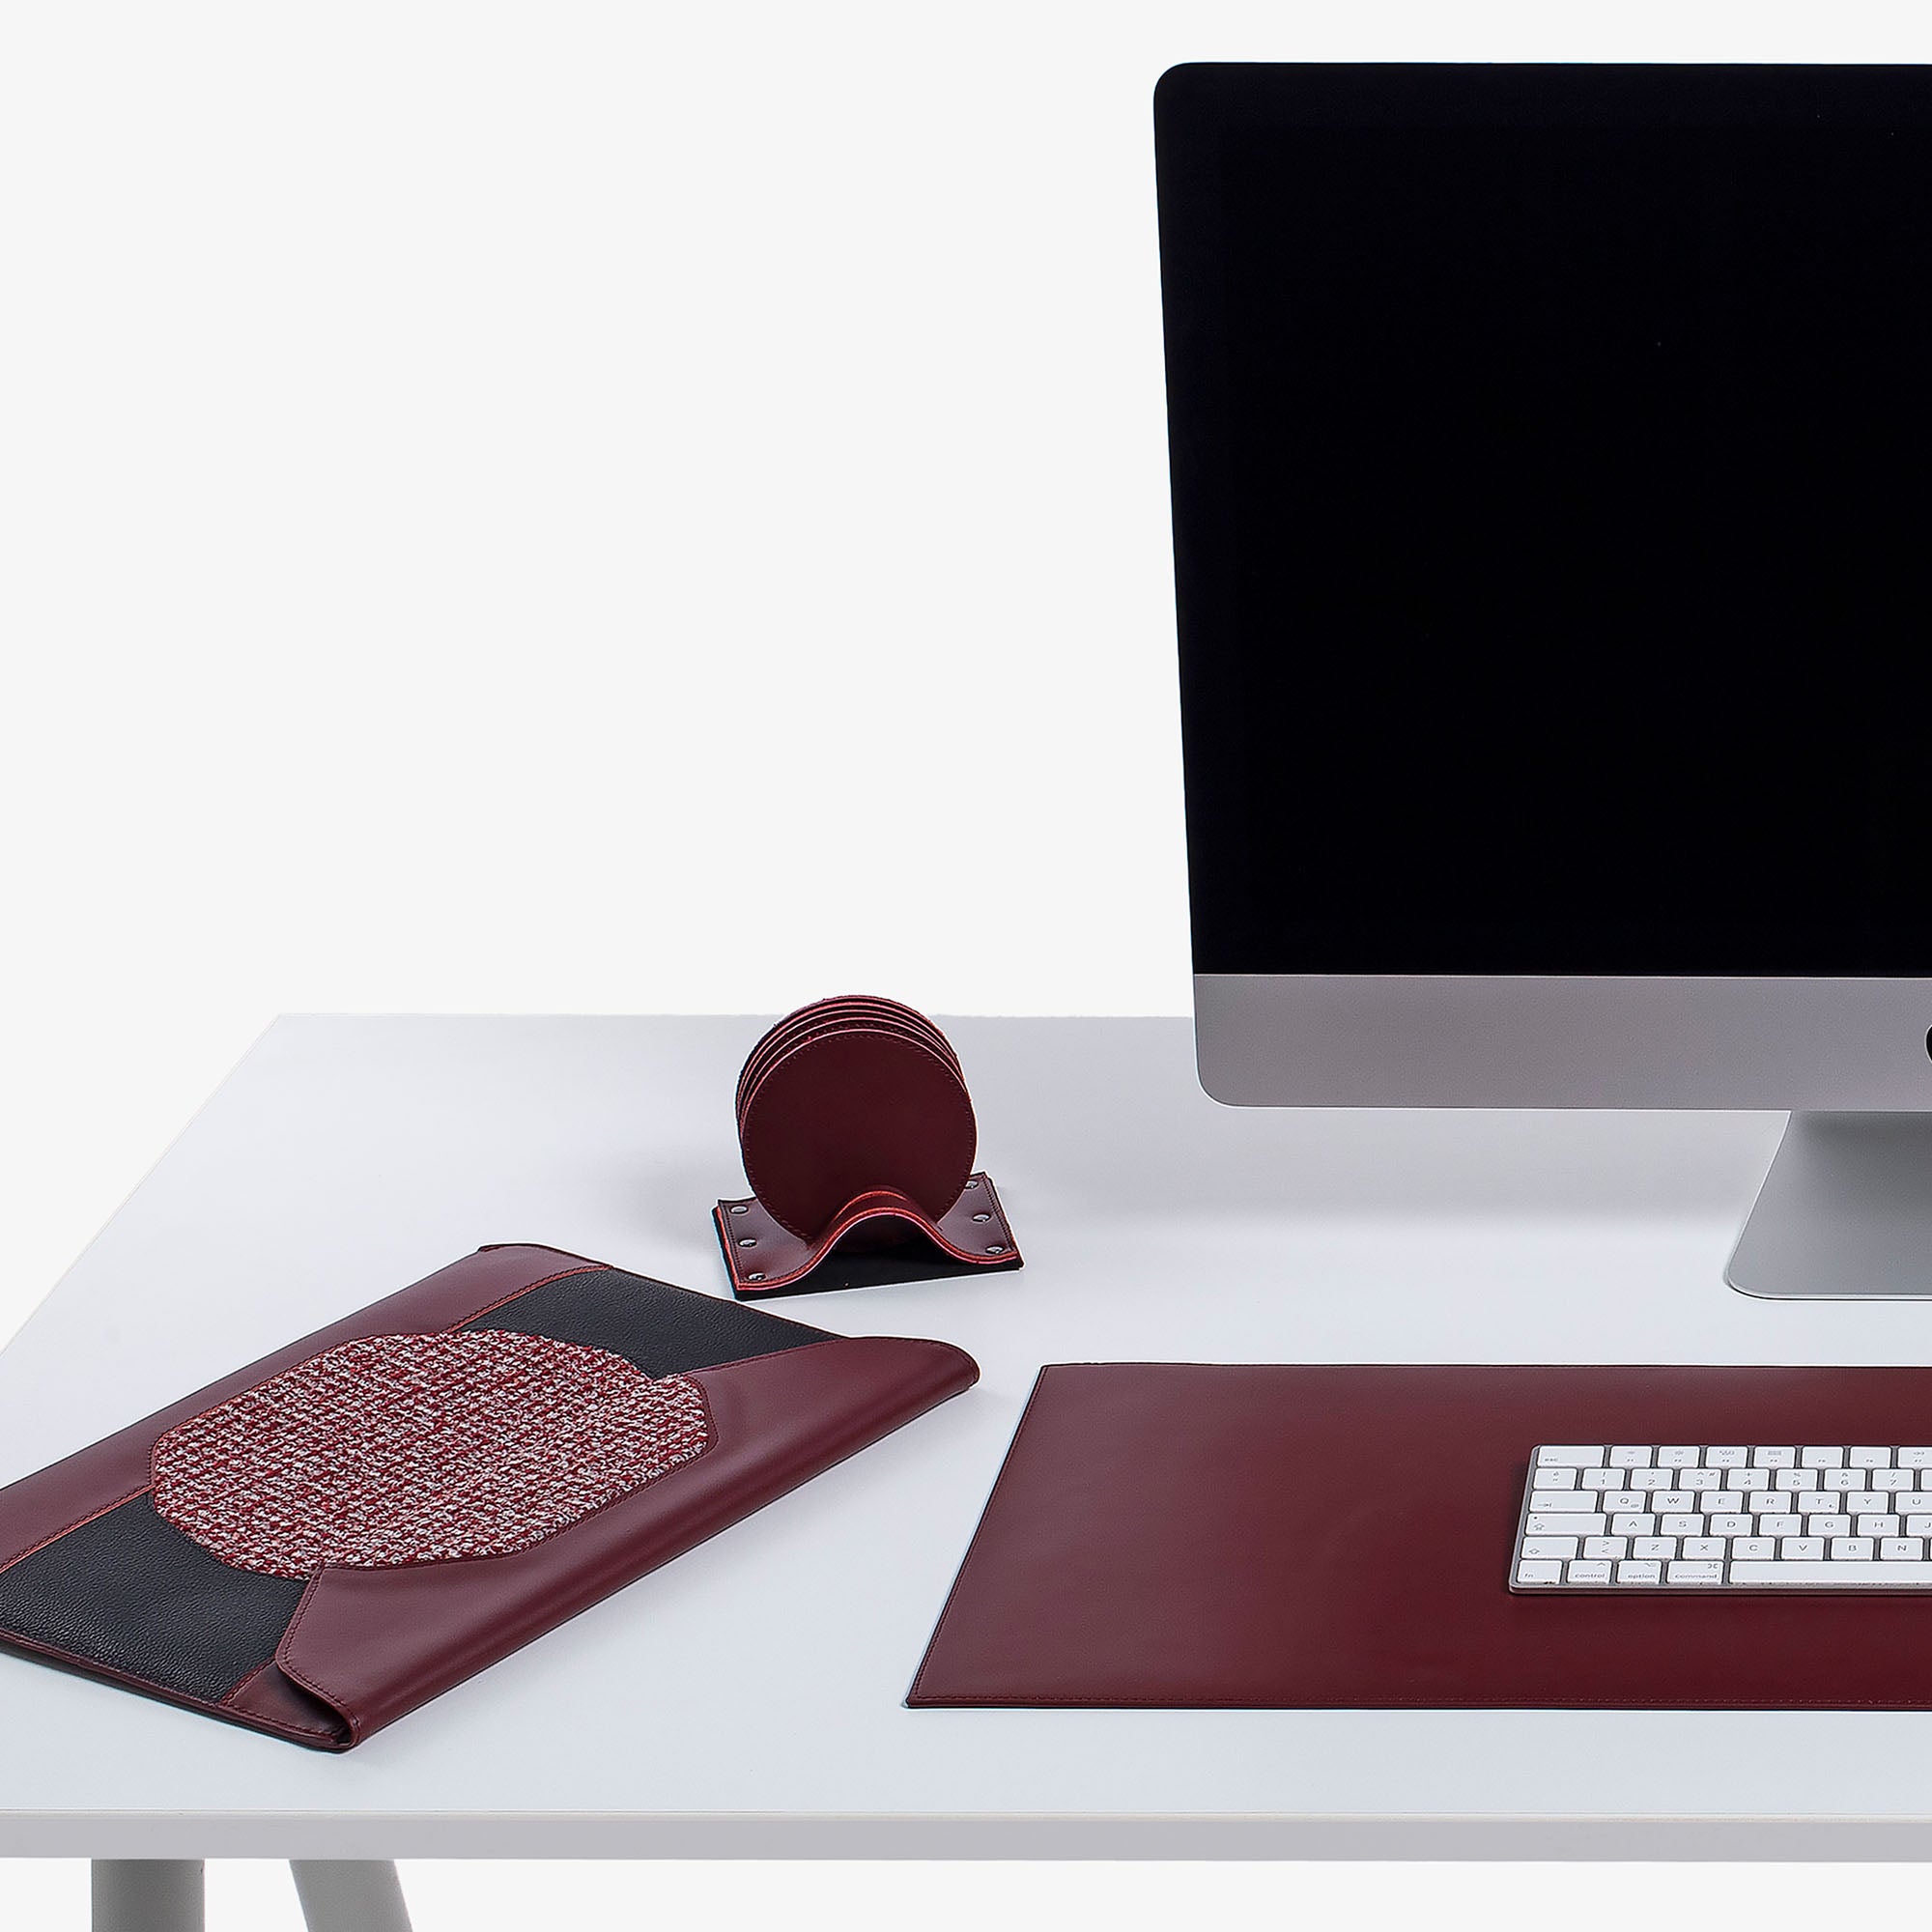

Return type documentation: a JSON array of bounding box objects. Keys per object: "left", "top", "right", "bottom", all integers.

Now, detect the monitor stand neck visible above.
[{"left": 1728, "top": 1114, "right": 1932, "bottom": 1299}]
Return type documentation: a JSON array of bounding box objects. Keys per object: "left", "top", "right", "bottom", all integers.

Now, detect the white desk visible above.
[{"left": 7, "top": 1014, "right": 1932, "bottom": 1865}]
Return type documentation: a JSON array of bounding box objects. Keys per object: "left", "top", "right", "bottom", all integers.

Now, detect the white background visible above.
[{"left": 3, "top": 0, "right": 1926, "bottom": 1923}]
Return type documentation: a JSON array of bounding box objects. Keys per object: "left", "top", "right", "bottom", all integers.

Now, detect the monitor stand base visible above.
[{"left": 1727, "top": 1113, "right": 1932, "bottom": 1300}]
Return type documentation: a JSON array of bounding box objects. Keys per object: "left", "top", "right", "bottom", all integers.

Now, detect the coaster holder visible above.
[{"left": 715, "top": 1173, "right": 1022, "bottom": 1299}]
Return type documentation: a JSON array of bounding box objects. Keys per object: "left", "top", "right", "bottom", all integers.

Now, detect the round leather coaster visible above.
[
  {"left": 737, "top": 998, "right": 957, "bottom": 1121},
  {"left": 739, "top": 1026, "right": 977, "bottom": 1239},
  {"left": 739, "top": 1011, "right": 960, "bottom": 1131},
  {"left": 151, "top": 1330, "right": 712, "bottom": 1577}
]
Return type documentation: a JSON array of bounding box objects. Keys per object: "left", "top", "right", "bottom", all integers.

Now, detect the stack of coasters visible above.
[{"left": 715, "top": 995, "right": 1023, "bottom": 1298}]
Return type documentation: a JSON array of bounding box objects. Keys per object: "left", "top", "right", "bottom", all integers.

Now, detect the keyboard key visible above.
[
  {"left": 1682, "top": 1537, "right": 1725, "bottom": 1559},
  {"left": 1603, "top": 1492, "right": 1647, "bottom": 1513},
  {"left": 1899, "top": 1449, "right": 1932, "bottom": 1468},
  {"left": 1537, "top": 1446, "right": 1605, "bottom": 1467},
  {"left": 1653, "top": 1492, "right": 1697, "bottom": 1513},
  {"left": 1533, "top": 1468, "right": 1578, "bottom": 1490},
  {"left": 1732, "top": 1537, "right": 1775, "bottom": 1559},
  {"left": 1706, "top": 1447, "right": 1747, "bottom": 1468},
  {"left": 1615, "top": 1560, "right": 1662, "bottom": 1583},
  {"left": 1730, "top": 1562, "right": 1932, "bottom": 1586},
  {"left": 1725, "top": 1467, "right": 1769, "bottom": 1491},
  {"left": 1661, "top": 1515, "right": 1704, "bottom": 1536},
  {"left": 1845, "top": 1492, "right": 1889, "bottom": 1514},
  {"left": 1794, "top": 1492, "right": 1835, "bottom": 1515},
  {"left": 1633, "top": 1537, "right": 1677, "bottom": 1559},
  {"left": 1516, "top": 1560, "right": 1563, "bottom": 1584},
  {"left": 1860, "top": 1516, "right": 1902, "bottom": 1538},
  {"left": 1667, "top": 1561, "right": 1722, "bottom": 1583},
  {"left": 1851, "top": 1447, "right": 1892, "bottom": 1468},
  {"left": 1609, "top": 1513, "right": 1655, "bottom": 1536},
  {"left": 1609, "top": 1446, "right": 1652, "bottom": 1467},
  {"left": 1824, "top": 1468, "right": 1861, "bottom": 1492},
  {"left": 1774, "top": 1469, "right": 1810, "bottom": 1492},
  {"left": 1875, "top": 1468, "right": 1915, "bottom": 1492},
  {"left": 1658, "top": 1447, "right": 1700, "bottom": 1467},
  {"left": 1882, "top": 1539, "right": 1924, "bottom": 1561},
  {"left": 1521, "top": 1537, "right": 1578, "bottom": 1559},
  {"left": 1751, "top": 1447, "right": 1796, "bottom": 1467},
  {"left": 1807, "top": 1515, "right": 1852, "bottom": 1539},
  {"left": 1780, "top": 1537, "right": 1825, "bottom": 1559},
  {"left": 1760, "top": 1515, "right": 1804, "bottom": 1537},
  {"left": 1802, "top": 1447, "right": 1846, "bottom": 1467},
  {"left": 1749, "top": 1493, "right": 1790, "bottom": 1515},
  {"left": 1631, "top": 1469, "right": 1674, "bottom": 1492},
  {"left": 1529, "top": 1513, "right": 1605, "bottom": 1536},
  {"left": 1681, "top": 1468, "right": 1722, "bottom": 1492},
  {"left": 1528, "top": 1490, "right": 1598, "bottom": 1511},
  {"left": 1708, "top": 1514, "right": 1751, "bottom": 1536},
  {"left": 1909, "top": 1515, "right": 1932, "bottom": 1537},
  {"left": 1580, "top": 1468, "right": 1622, "bottom": 1490},
  {"left": 1567, "top": 1560, "right": 1613, "bottom": 1584},
  {"left": 1832, "top": 1537, "right": 1875, "bottom": 1560},
  {"left": 1582, "top": 1537, "right": 1628, "bottom": 1559}
]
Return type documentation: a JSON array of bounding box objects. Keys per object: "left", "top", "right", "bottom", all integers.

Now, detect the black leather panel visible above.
[
  {"left": 467, "top": 1266, "right": 830, "bottom": 1375},
  {"left": 0, "top": 1494, "right": 305, "bottom": 1705}
]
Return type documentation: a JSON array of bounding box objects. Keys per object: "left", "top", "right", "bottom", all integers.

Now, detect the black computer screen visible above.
[{"left": 1157, "top": 65, "right": 1932, "bottom": 976}]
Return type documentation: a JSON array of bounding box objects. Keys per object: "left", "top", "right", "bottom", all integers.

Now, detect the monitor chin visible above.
[{"left": 1192, "top": 973, "right": 1932, "bottom": 1113}]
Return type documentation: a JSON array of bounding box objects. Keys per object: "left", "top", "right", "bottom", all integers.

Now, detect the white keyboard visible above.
[{"left": 1512, "top": 1443, "right": 1932, "bottom": 1592}]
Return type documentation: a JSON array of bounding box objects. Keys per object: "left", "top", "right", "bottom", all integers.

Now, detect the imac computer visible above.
[{"left": 1155, "top": 63, "right": 1932, "bottom": 1299}]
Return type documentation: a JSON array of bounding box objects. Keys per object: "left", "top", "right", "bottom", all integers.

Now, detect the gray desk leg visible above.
[
  {"left": 91, "top": 1862, "right": 204, "bottom": 1932},
  {"left": 290, "top": 1861, "right": 413, "bottom": 1932}
]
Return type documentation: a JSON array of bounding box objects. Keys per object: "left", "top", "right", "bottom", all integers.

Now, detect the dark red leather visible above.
[
  {"left": 910, "top": 1363, "right": 1932, "bottom": 1710},
  {"left": 715, "top": 1175, "right": 1022, "bottom": 1296},
  {"left": 242, "top": 1335, "right": 976, "bottom": 1746}
]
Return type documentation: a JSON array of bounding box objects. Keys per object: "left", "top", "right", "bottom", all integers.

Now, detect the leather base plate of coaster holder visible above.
[{"left": 716, "top": 997, "right": 1024, "bottom": 1298}]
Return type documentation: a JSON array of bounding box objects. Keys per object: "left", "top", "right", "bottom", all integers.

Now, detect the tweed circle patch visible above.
[{"left": 150, "top": 1330, "right": 713, "bottom": 1577}]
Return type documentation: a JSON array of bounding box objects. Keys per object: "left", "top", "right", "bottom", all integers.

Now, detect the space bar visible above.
[{"left": 1728, "top": 1562, "right": 1932, "bottom": 1586}]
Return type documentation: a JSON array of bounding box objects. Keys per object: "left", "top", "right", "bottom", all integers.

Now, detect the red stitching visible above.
[
  {"left": 220, "top": 1654, "right": 282, "bottom": 1707},
  {"left": 457, "top": 1264, "right": 605, "bottom": 1327},
  {"left": 0, "top": 1626, "right": 344, "bottom": 1745},
  {"left": 0, "top": 1485, "right": 152, "bottom": 1578}
]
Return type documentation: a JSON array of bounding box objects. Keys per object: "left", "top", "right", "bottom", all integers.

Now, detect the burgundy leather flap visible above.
[
  {"left": 244, "top": 1334, "right": 978, "bottom": 1745},
  {"left": 0, "top": 1245, "right": 604, "bottom": 1575},
  {"left": 910, "top": 1363, "right": 1932, "bottom": 1711}
]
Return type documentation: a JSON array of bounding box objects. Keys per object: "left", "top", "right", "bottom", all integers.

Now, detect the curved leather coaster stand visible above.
[
  {"left": 719, "top": 999, "right": 1024, "bottom": 1299},
  {"left": 716, "top": 1173, "right": 1023, "bottom": 1298}
]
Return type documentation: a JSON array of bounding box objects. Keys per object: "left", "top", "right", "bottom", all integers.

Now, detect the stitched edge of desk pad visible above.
[{"left": 0, "top": 1264, "right": 829, "bottom": 1736}]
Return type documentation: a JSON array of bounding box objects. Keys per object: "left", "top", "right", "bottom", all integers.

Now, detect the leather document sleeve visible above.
[
  {"left": 0, "top": 1244, "right": 978, "bottom": 1749},
  {"left": 910, "top": 1362, "right": 1932, "bottom": 1710}
]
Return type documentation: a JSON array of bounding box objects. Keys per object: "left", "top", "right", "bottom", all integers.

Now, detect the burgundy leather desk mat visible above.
[{"left": 909, "top": 1363, "right": 1932, "bottom": 1711}]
